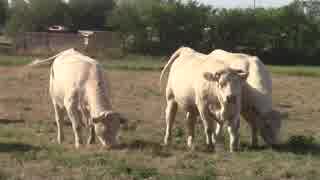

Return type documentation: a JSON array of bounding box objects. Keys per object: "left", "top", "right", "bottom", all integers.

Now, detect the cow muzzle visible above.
[{"left": 226, "top": 95, "right": 237, "bottom": 104}]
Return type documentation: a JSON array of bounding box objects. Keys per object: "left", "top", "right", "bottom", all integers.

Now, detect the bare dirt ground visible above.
[{"left": 0, "top": 66, "right": 320, "bottom": 180}]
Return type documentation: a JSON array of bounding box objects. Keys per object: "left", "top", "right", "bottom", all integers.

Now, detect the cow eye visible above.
[{"left": 219, "top": 81, "right": 226, "bottom": 87}]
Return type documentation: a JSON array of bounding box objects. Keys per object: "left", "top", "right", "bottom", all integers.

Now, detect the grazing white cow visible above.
[
  {"left": 209, "top": 49, "right": 281, "bottom": 147},
  {"left": 160, "top": 47, "right": 248, "bottom": 152},
  {"left": 29, "top": 49, "right": 127, "bottom": 148}
]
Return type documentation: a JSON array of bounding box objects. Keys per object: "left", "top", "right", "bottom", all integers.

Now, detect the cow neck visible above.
[{"left": 86, "top": 67, "right": 112, "bottom": 118}]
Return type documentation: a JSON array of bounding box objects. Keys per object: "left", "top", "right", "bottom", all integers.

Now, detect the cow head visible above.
[
  {"left": 259, "top": 110, "right": 282, "bottom": 146},
  {"left": 203, "top": 68, "right": 248, "bottom": 121},
  {"left": 203, "top": 68, "right": 248, "bottom": 104},
  {"left": 92, "top": 111, "right": 128, "bottom": 148}
]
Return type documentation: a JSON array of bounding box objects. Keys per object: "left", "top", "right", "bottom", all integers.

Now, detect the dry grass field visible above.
[{"left": 0, "top": 59, "right": 320, "bottom": 179}]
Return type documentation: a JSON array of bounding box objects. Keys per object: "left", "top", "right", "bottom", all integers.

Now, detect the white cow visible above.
[
  {"left": 29, "top": 49, "right": 127, "bottom": 148},
  {"left": 208, "top": 49, "right": 281, "bottom": 147},
  {"left": 160, "top": 47, "right": 248, "bottom": 152}
]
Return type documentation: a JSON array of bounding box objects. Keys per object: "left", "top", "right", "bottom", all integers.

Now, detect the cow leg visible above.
[
  {"left": 214, "top": 122, "right": 224, "bottom": 147},
  {"left": 242, "top": 110, "right": 258, "bottom": 148},
  {"left": 64, "top": 97, "right": 83, "bottom": 149},
  {"left": 80, "top": 108, "right": 96, "bottom": 145},
  {"left": 250, "top": 119, "right": 258, "bottom": 148},
  {"left": 53, "top": 102, "right": 65, "bottom": 144},
  {"left": 227, "top": 118, "right": 240, "bottom": 152},
  {"left": 87, "top": 124, "right": 96, "bottom": 145},
  {"left": 198, "top": 105, "right": 214, "bottom": 149},
  {"left": 186, "top": 112, "right": 196, "bottom": 149},
  {"left": 164, "top": 99, "right": 178, "bottom": 146}
]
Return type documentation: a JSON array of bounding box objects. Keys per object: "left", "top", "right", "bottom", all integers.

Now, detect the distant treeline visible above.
[{"left": 1, "top": 0, "right": 320, "bottom": 65}]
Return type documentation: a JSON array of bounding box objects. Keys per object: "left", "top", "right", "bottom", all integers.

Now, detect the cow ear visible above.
[
  {"left": 119, "top": 116, "right": 128, "bottom": 124},
  {"left": 119, "top": 115, "right": 128, "bottom": 129},
  {"left": 232, "top": 69, "right": 249, "bottom": 80},
  {"left": 203, "top": 72, "right": 219, "bottom": 82},
  {"left": 92, "top": 115, "right": 104, "bottom": 123},
  {"left": 104, "top": 111, "right": 121, "bottom": 120}
]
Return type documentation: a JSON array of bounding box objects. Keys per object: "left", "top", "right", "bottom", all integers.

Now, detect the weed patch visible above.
[{"left": 275, "top": 135, "right": 320, "bottom": 155}]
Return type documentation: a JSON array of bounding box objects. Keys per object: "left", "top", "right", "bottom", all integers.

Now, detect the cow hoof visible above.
[
  {"left": 105, "top": 144, "right": 115, "bottom": 150},
  {"left": 163, "top": 139, "right": 171, "bottom": 146},
  {"left": 162, "top": 140, "right": 171, "bottom": 147},
  {"left": 215, "top": 144, "right": 225, "bottom": 152},
  {"left": 229, "top": 149, "right": 237, "bottom": 153},
  {"left": 75, "top": 144, "right": 80, "bottom": 149},
  {"left": 57, "top": 137, "right": 64, "bottom": 144},
  {"left": 162, "top": 143, "right": 170, "bottom": 147},
  {"left": 188, "top": 145, "right": 196, "bottom": 151},
  {"left": 87, "top": 138, "right": 95, "bottom": 145},
  {"left": 205, "top": 144, "right": 215, "bottom": 152}
]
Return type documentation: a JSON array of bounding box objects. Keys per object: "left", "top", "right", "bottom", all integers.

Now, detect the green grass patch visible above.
[
  {"left": 268, "top": 65, "right": 320, "bottom": 77},
  {"left": 0, "top": 173, "right": 8, "bottom": 180},
  {"left": 0, "top": 126, "right": 33, "bottom": 140},
  {"left": 102, "top": 54, "right": 165, "bottom": 71},
  {"left": 0, "top": 55, "right": 33, "bottom": 66},
  {"left": 1, "top": 53, "right": 320, "bottom": 77},
  {"left": 2, "top": 125, "right": 320, "bottom": 180},
  {"left": 103, "top": 55, "right": 320, "bottom": 76}
]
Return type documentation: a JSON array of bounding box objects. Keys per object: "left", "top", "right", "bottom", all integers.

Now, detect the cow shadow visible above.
[
  {"left": 273, "top": 135, "right": 320, "bottom": 156},
  {"left": 117, "top": 139, "right": 172, "bottom": 158},
  {"left": 238, "top": 143, "right": 269, "bottom": 151},
  {"left": 0, "top": 142, "right": 40, "bottom": 153},
  {"left": 238, "top": 135, "right": 320, "bottom": 156},
  {"left": 0, "top": 118, "right": 25, "bottom": 124}
]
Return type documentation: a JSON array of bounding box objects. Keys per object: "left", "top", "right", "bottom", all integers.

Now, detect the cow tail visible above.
[
  {"left": 27, "top": 48, "right": 74, "bottom": 67},
  {"left": 50, "top": 64, "right": 54, "bottom": 80},
  {"left": 159, "top": 47, "right": 184, "bottom": 92}
]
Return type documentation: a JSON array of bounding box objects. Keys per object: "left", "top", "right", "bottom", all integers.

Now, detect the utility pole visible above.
[{"left": 253, "top": 0, "right": 256, "bottom": 9}]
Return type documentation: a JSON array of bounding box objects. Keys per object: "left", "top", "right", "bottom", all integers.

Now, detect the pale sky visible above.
[{"left": 197, "top": 0, "right": 293, "bottom": 8}]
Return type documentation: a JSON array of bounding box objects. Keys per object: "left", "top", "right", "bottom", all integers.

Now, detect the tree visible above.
[
  {"left": 109, "top": 0, "right": 160, "bottom": 53},
  {"left": 5, "top": 0, "right": 71, "bottom": 36},
  {"left": 110, "top": 0, "right": 212, "bottom": 54},
  {"left": 5, "top": 0, "right": 32, "bottom": 36},
  {"left": 0, "top": 0, "right": 8, "bottom": 26},
  {"left": 28, "top": 0, "right": 72, "bottom": 31},
  {"left": 69, "top": 0, "right": 115, "bottom": 30},
  {"left": 301, "top": 0, "right": 320, "bottom": 20}
]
